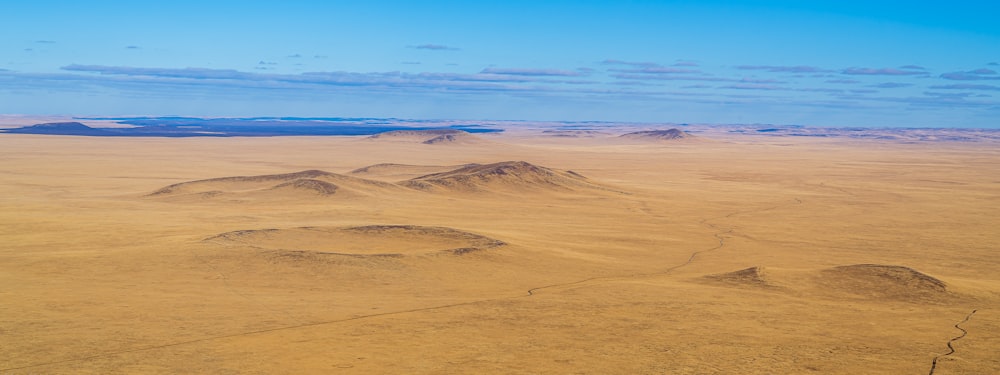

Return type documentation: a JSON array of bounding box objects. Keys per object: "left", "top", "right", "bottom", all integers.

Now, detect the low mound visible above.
[
  {"left": 365, "top": 129, "right": 486, "bottom": 144},
  {"left": 368, "top": 129, "right": 465, "bottom": 139},
  {"left": 150, "top": 170, "right": 333, "bottom": 195},
  {"left": 704, "top": 266, "right": 771, "bottom": 287},
  {"left": 205, "top": 225, "right": 505, "bottom": 256},
  {"left": 399, "top": 161, "right": 613, "bottom": 193},
  {"left": 819, "top": 264, "right": 949, "bottom": 301},
  {"left": 148, "top": 169, "right": 399, "bottom": 200},
  {"left": 424, "top": 132, "right": 486, "bottom": 144},
  {"left": 619, "top": 128, "right": 696, "bottom": 142}
]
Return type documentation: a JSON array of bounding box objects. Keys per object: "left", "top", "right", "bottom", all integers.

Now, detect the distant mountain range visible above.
[{"left": 0, "top": 117, "right": 503, "bottom": 137}]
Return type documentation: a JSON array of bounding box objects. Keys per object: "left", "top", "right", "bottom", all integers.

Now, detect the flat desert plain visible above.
[{"left": 1, "top": 126, "right": 998, "bottom": 374}]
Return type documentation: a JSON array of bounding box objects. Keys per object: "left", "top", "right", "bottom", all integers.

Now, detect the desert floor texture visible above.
[{"left": 1, "top": 122, "right": 998, "bottom": 374}]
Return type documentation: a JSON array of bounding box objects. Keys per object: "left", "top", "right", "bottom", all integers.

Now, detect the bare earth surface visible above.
[{"left": 1, "top": 124, "right": 998, "bottom": 374}]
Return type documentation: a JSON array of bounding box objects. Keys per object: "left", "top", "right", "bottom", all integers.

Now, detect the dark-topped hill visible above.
[
  {"left": 368, "top": 129, "right": 466, "bottom": 138},
  {"left": 619, "top": 128, "right": 696, "bottom": 141},
  {"left": 1, "top": 122, "right": 115, "bottom": 136},
  {"left": 367, "top": 129, "right": 489, "bottom": 144},
  {"left": 400, "top": 161, "right": 616, "bottom": 193}
]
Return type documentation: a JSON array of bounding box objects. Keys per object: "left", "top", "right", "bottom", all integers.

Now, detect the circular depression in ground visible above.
[{"left": 206, "top": 225, "right": 504, "bottom": 256}]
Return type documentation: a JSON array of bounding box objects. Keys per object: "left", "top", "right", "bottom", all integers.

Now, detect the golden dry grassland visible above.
[{"left": 1, "top": 125, "right": 998, "bottom": 374}]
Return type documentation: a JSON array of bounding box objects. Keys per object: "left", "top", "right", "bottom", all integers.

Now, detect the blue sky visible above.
[{"left": 2, "top": 0, "right": 999, "bottom": 127}]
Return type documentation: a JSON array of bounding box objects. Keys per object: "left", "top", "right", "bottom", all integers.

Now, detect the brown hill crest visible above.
[
  {"left": 399, "top": 161, "right": 614, "bottom": 194},
  {"left": 147, "top": 169, "right": 398, "bottom": 199},
  {"left": 819, "top": 264, "right": 950, "bottom": 301},
  {"left": 704, "top": 266, "right": 772, "bottom": 287}
]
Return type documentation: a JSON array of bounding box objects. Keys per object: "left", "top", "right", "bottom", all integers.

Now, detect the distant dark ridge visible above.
[
  {"left": 1, "top": 122, "right": 112, "bottom": 136},
  {"left": 2, "top": 118, "right": 503, "bottom": 137},
  {"left": 423, "top": 134, "right": 463, "bottom": 144},
  {"left": 368, "top": 129, "right": 467, "bottom": 139},
  {"left": 619, "top": 128, "right": 693, "bottom": 140},
  {"left": 422, "top": 132, "right": 488, "bottom": 144}
]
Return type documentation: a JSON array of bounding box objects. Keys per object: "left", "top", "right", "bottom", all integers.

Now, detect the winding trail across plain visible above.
[{"left": 927, "top": 309, "right": 978, "bottom": 375}]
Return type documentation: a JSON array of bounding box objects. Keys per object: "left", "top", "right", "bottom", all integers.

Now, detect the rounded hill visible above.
[{"left": 400, "top": 161, "right": 613, "bottom": 194}]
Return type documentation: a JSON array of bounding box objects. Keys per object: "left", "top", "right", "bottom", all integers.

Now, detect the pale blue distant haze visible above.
[{"left": 2, "top": 0, "right": 998, "bottom": 127}]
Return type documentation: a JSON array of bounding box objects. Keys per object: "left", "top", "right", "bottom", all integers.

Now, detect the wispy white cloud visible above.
[
  {"left": 741, "top": 78, "right": 787, "bottom": 84},
  {"left": 929, "top": 83, "right": 1000, "bottom": 91},
  {"left": 721, "top": 83, "right": 786, "bottom": 90},
  {"left": 737, "top": 65, "right": 831, "bottom": 73},
  {"left": 610, "top": 80, "right": 655, "bottom": 86},
  {"left": 412, "top": 44, "right": 459, "bottom": 51},
  {"left": 480, "top": 67, "right": 584, "bottom": 77},
  {"left": 869, "top": 82, "right": 912, "bottom": 88},
  {"left": 797, "top": 87, "right": 846, "bottom": 93},
  {"left": 5, "top": 59, "right": 997, "bottom": 125},
  {"left": 609, "top": 67, "right": 701, "bottom": 74},
  {"left": 53, "top": 64, "right": 595, "bottom": 95},
  {"left": 923, "top": 91, "right": 985, "bottom": 98},
  {"left": 903, "top": 94, "right": 998, "bottom": 106},
  {"left": 610, "top": 74, "right": 733, "bottom": 82},
  {"left": 842, "top": 67, "right": 927, "bottom": 76},
  {"left": 940, "top": 68, "right": 999, "bottom": 80},
  {"left": 603, "top": 58, "right": 706, "bottom": 75},
  {"left": 63, "top": 64, "right": 264, "bottom": 80},
  {"left": 601, "top": 59, "right": 658, "bottom": 68}
]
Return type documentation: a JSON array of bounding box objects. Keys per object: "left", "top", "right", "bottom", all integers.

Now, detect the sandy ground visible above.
[{"left": 1, "top": 128, "right": 998, "bottom": 374}]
